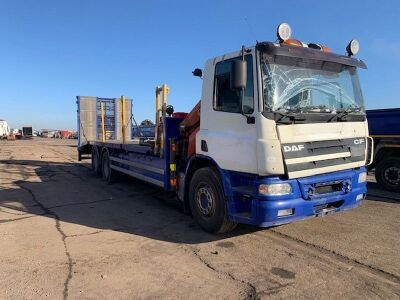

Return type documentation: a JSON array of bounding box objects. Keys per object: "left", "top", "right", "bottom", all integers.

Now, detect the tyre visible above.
[
  {"left": 101, "top": 150, "right": 117, "bottom": 184},
  {"left": 375, "top": 157, "right": 400, "bottom": 192},
  {"left": 91, "top": 146, "right": 101, "bottom": 175},
  {"left": 189, "top": 167, "right": 237, "bottom": 234}
]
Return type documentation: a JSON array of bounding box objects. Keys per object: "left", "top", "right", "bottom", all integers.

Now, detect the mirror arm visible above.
[{"left": 244, "top": 114, "right": 255, "bottom": 124}]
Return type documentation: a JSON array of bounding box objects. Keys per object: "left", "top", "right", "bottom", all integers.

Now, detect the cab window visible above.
[{"left": 214, "top": 55, "right": 254, "bottom": 114}]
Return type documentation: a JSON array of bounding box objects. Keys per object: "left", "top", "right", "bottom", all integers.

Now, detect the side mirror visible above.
[
  {"left": 192, "top": 68, "right": 203, "bottom": 78},
  {"left": 231, "top": 60, "right": 247, "bottom": 90}
]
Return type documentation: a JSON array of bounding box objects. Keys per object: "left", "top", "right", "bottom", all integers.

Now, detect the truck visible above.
[
  {"left": 22, "top": 126, "right": 33, "bottom": 138},
  {"left": 366, "top": 108, "right": 400, "bottom": 191},
  {"left": 0, "top": 120, "right": 10, "bottom": 139},
  {"left": 77, "top": 23, "right": 373, "bottom": 233}
]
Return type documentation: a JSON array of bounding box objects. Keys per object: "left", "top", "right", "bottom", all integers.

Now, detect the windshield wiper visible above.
[
  {"left": 329, "top": 106, "right": 363, "bottom": 122},
  {"left": 274, "top": 109, "right": 306, "bottom": 124},
  {"left": 335, "top": 110, "right": 352, "bottom": 121}
]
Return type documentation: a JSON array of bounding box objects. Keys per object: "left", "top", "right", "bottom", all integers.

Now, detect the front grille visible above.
[
  {"left": 281, "top": 138, "right": 366, "bottom": 174},
  {"left": 315, "top": 182, "right": 342, "bottom": 194},
  {"left": 301, "top": 179, "right": 351, "bottom": 200}
]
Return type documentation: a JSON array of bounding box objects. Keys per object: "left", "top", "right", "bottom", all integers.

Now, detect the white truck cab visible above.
[
  {"left": 187, "top": 24, "right": 372, "bottom": 232},
  {"left": 197, "top": 33, "right": 370, "bottom": 179}
]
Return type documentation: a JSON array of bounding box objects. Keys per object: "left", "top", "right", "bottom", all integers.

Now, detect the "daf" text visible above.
[{"left": 283, "top": 145, "right": 305, "bottom": 152}]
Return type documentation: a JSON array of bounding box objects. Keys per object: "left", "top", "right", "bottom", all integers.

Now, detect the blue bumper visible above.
[{"left": 224, "top": 168, "right": 367, "bottom": 227}]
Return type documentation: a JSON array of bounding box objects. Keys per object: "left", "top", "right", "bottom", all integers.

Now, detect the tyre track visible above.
[{"left": 259, "top": 229, "right": 400, "bottom": 285}]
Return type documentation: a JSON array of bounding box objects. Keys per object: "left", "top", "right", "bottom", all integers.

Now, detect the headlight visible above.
[
  {"left": 259, "top": 183, "right": 292, "bottom": 196},
  {"left": 358, "top": 172, "right": 367, "bottom": 183}
]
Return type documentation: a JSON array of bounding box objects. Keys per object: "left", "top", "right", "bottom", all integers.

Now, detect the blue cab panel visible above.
[{"left": 222, "top": 168, "right": 367, "bottom": 227}]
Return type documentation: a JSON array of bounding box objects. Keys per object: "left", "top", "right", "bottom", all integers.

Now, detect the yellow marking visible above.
[
  {"left": 159, "top": 84, "right": 169, "bottom": 158},
  {"left": 121, "top": 95, "right": 126, "bottom": 144},
  {"left": 154, "top": 86, "right": 162, "bottom": 156},
  {"left": 170, "top": 164, "right": 176, "bottom": 171},
  {"left": 101, "top": 102, "right": 105, "bottom": 142}
]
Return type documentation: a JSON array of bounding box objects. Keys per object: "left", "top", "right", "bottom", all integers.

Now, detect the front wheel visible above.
[
  {"left": 189, "top": 167, "right": 237, "bottom": 234},
  {"left": 375, "top": 157, "right": 400, "bottom": 192}
]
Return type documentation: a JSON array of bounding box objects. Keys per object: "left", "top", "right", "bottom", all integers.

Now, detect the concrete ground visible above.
[{"left": 0, "top": 138, "right": 399, "bottom": 299}]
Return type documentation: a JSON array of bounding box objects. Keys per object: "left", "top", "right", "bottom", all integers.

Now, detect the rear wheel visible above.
[
  {"left": 375, "top": 157, "right": 400, "bottom": 192},
  {"left": 91, "top": 146, "right": 101, "bottom": 175},
  {"left": 101, "top": 150, "right": 117, "bottom": 184},
  {"left": 189, "top": 167, "right": 237, "bottom": 234}
]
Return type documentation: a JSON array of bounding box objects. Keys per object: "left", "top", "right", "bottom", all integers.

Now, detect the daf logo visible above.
[
  {"left": 353, "top": 139, "right": 364, "bottom": 145},
  {"left": 283, "top": 145, "right": 305, "bottom": 152}
]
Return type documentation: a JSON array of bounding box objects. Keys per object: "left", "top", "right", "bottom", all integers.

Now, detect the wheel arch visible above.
[{"left": 183, "top": 155, "right": 228, "bottom": 212}]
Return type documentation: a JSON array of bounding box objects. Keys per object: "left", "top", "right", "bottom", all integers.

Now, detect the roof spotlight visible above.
[
  {"left": 346, "top": 39, "right": 359, "bottom": 56},
  {"left": 277, "top": 23, "right": 292, "bottom": 42}
]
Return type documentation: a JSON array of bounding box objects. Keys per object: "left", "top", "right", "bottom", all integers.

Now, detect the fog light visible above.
[
  {"left": 277, "top": 23, "right": 292, "bottom": 42},
  {"left": 346, "top": 39, "right": 360, "bottom": 56},
  {"left": 277, "top": 208, "right": 294, "bottom": 217},
  {"left": 358, "top": 172, "right": 367, "bottom": 183},
  {"left": 259, "top": 183, "right": 292, "bottom": 196},
  {"left": 356, "top": 193, "right": 364, "bottom": 201}
]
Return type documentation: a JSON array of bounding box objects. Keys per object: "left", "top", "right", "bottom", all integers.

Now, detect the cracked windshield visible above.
[{"left": 262, "top": 56, "right": 365, "bottom": 114}]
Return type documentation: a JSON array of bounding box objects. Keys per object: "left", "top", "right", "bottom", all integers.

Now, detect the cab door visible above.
[{"left": 197, "top": 51, "right": 258, "bottom": 174}]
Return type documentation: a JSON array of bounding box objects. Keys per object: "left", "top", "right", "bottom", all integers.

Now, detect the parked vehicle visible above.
[
  {"left": 22, "top": 126, "right": 33, "bottom": 138},
  {"left": 40, "top": 130, "right": 57, "bottom": 138},
  {"left": 77, "top": 24, "right": 372, "bottom": 233},
  {"left": 367, "top": 108, "right": 400, "bottom": 191},
  {"left": 0, "top": 120, "right": 10, "bottom": 139},
  {"left": 55, "top": 130, "right": 74, "bottom": 139}
]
